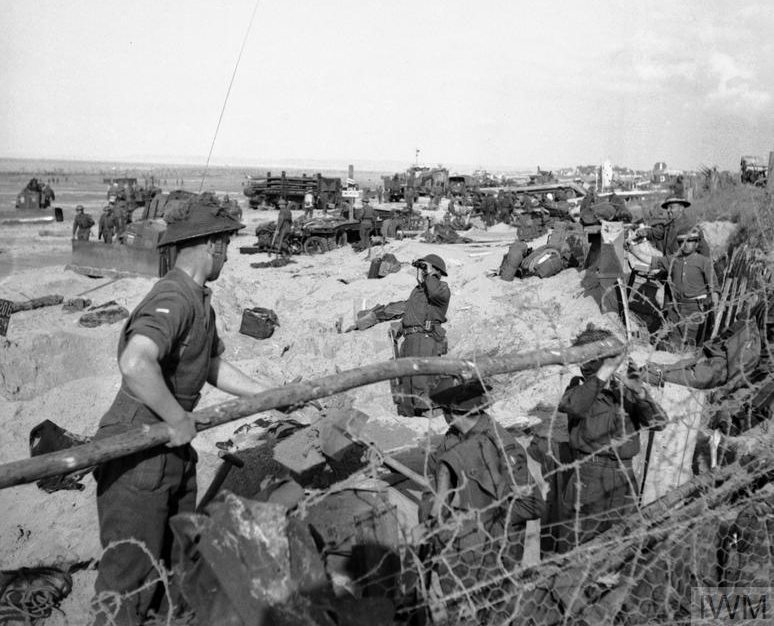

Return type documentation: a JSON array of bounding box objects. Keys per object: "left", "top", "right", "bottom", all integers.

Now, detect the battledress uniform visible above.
[
  {"left": 652, "top": 247, "right": 718, "bottom": 347},
  {"left": 558, "top": 375, "right": 666, "bottom": 548},
  {"left": 359, "top": 200, "right": 375, "bottom": 249},
  {"left": 275, "top": 202, "right": 293, "bottom": 255},
  {"left": 72, "top": 212, "right": 95, "bottom": 240},
  {"left": 419, "top": 379, "right": 544, "bottom": 621},
  {"left": 93, "top": 266, "right": 225, "bottom": 623},
  {"left": 399, "top": 271, "right": 450, "bottom": 415}
]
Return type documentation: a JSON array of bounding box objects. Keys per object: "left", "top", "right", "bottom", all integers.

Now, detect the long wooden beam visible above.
[{"left": 0, "top": 338, "right": 622, "bottom": 490}]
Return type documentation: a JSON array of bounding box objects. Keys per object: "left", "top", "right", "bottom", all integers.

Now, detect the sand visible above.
[{"left": 0, "top": 200, "right": 738, "bottom": 623}]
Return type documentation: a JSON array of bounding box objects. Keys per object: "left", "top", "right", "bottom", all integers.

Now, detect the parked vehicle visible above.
[{"left": 243, "top": 171, "right": 342, "bottom": 209}]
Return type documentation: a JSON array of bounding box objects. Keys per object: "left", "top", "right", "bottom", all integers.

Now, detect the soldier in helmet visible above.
[
  {"left": 398, "top": 253, "right": 451, "bottom": 416},
  {"left": 92, "top": 198, "right": 268, "bottom": 624},
  {"left": 650, "top": 224, "right": 719, "bottom": 348},
  {"left": 419, "top": 378, "right": 543, "bottom": 619},
  {"left": 645, "top": 197, "right": 709, "bottom": 257},
  {"left": 72, "top": 205, "right": 95, "bottom": 241}
]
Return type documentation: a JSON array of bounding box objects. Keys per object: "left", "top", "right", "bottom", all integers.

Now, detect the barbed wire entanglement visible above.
[{"left": 82, "top": 191, "right": 774, "bottom": 625}]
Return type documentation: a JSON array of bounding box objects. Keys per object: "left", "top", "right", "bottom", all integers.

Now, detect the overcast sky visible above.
[{"left": 2, "top": 0, "right": 772, "bottom": 172}]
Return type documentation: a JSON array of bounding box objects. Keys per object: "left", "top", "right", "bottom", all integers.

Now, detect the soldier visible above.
[
  {"left": 303, "top": 189, "right": 314, "bottom": 219},
  {"left": 646, "top": 197, "right": 709, "bottom": 257},
  {"left": 274, "top": 198, "right": 293, "bottom": 256},
  {"left": 481, "top": 193, "right": 497, "bottom": 227},
  {"left": 398, "top": 254, "right": 451, "bottom": 416},
  {"left": 113, "top": 202, "right": 129, "bottom": 242},
  {"left": 42, "top": 183, "right": 55, "bottom": 208},
  {"left": 91, "top": 198, "right": 266, "bottom": 624},
  {"left": 420, "top": 378, "right": 544, "bottom": 619},
  {"left": 99, "top": 206, "right": 116, "bottom": 244},
  {"left": 558, "top": 326, "right": 666, "bottom": 549},
  {"left": 72, "top": 205, "right": 95, "bottom": 241},
  {"left": 496, "top": 189, "right": 513, "bottom": 224},
  {"left": 651, "top": 224, "right": 719, "bottom": 348},
  {"left": 359, "top": 197, "right": 375, "bottom": 252}
]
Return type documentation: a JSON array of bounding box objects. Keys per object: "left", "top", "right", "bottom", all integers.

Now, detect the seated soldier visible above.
[{"left": 420, "top": 378, "right": 544, "bottom": 618}]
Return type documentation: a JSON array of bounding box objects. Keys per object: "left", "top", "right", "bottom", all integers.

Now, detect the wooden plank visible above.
[{"left": 0, "top": 339, "right": 625, "bottom": 490}]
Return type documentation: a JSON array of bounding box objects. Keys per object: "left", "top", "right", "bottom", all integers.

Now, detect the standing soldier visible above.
[
  {"left": 651, "top": 225, "right": 719, "bottom": 348},
  {"left": 359, "top": 197, "right": 375, "bottom": 252},
  {"left": 303, "top": 189, "right": 314, "bottom": 219},
  {"left": 398, "top": 254, "right": 451, "bottom": 416},
  {"left": 482, "top": 193, "right": 497, "bottom": 227},
  {"left": 558, "top": 326, "right": 666, "bottom": 550},
  {"left": 274, "top": 198, "right": 293, "bottom": 256},
  {"left": 420, "top": 378, "right": 544, "bottom": 621},
  {"left": 99, "top": 206, "right": 116, "bottom": 244},
  {"left": 42, "top": 182, "right": 55, "bottom": 208},
  {"left": 91, "top": 198, "right": 267, "bottom": 624},
  {"left": 646, "top": 197, "right": 709, "bottom": 257},
  {"left": 72, "top": 205, "right": 95, "bottom": 241}
]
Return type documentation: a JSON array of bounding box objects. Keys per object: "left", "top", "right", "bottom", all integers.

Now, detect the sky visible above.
[{"left": 1, "top": 0, "right": 773, "bottom": 172}]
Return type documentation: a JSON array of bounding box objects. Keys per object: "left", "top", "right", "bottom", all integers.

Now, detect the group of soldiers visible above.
[
  {"left": 71, "top": 203, "right": 131, "bottom": 243},
  {"left": 623, "top": 196, "right": 718, "bottom": 349},
  {"left": 83, "top": 186, "right": 724, "bottom": 623},
  {"left": 24, "top": 177, "right": 56, "bottom": 207}
]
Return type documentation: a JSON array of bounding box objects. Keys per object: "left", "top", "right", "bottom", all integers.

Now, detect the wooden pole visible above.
[{"left": 0, "top": 339, "right": 623, "bottom": 490}]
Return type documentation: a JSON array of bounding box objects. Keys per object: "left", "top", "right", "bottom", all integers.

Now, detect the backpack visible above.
[
  {"left": 703, "top": 316, "right": 762, "bottom": 383},
  {"left": 239, "top": 307, "right": 279, "bottom": 339},
  {"left": 547, "top": 223, "right": 588, "bottom": 268},
  {"left": 521, "top": 245, "right": 563, "bottom": 278}
]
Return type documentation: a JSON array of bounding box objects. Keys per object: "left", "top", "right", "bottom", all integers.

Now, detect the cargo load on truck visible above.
[{"left": 243, "top": 171, "right": 342, "bottom": 209}]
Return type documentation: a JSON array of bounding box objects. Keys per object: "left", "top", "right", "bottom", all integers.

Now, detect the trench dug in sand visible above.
[{"left": 0, "top": 215, "right": 737, "bottom": 623}]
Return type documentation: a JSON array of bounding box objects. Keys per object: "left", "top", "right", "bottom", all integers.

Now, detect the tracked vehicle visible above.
[{"left": 68, "top": 191, "right": 241, "bottom": 278}]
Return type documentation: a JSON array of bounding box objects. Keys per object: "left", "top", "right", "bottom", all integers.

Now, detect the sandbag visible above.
[
  {"left": 239, "top": 307, "right": 279, "bottom": 339},
  {"left": 547, "top": 223, "right": 588, "bottom": 268},
  {"left": 78, "top": 302, "right": 129, "bottom": 327},
  {"left": 521, "top": 246, "right": 563, "bottom": 278},
  {"left": 703, "top": 316, "right": 761, "bottom": 383},
  {"left": 499, "top": 240, "right": 529, "bottom": 282}
]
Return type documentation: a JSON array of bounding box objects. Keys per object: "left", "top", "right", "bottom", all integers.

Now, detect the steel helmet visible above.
[
  {"left": 419, "top": 253, "right": 447, "bottom": 276},
  {"left": 158, "top": 194, "right": 244, "bottom": 248},
  {"left": 660, "top": 197, "right": 691, "bottom": 209},
  {"left": 430, "top": 377, "right": 492, "bottom": 413}
]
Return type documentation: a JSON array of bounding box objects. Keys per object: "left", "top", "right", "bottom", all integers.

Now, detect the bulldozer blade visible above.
[{"left": 68, "top": 240, "right": 162, "bottom": 278}]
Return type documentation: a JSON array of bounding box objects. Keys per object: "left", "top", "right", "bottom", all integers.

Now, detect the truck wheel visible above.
[
  {"left": 288, "top": 239, "right": 303, "bottom": 255},
  {"left": 303, "top": 236, "right": 328, "bottom": 255}
]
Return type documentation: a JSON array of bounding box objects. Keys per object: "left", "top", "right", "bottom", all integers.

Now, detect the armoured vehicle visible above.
[{"left": 69, "top": 191, "right": 241, "bottom": 278}]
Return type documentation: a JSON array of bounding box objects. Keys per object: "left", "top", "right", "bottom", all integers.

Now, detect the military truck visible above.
[
  {"left": 243, "top": 171, "right": 342, "bottom": 209},
  {"left": 740, "top": 156, "right": 768, "bottom": 186}
]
